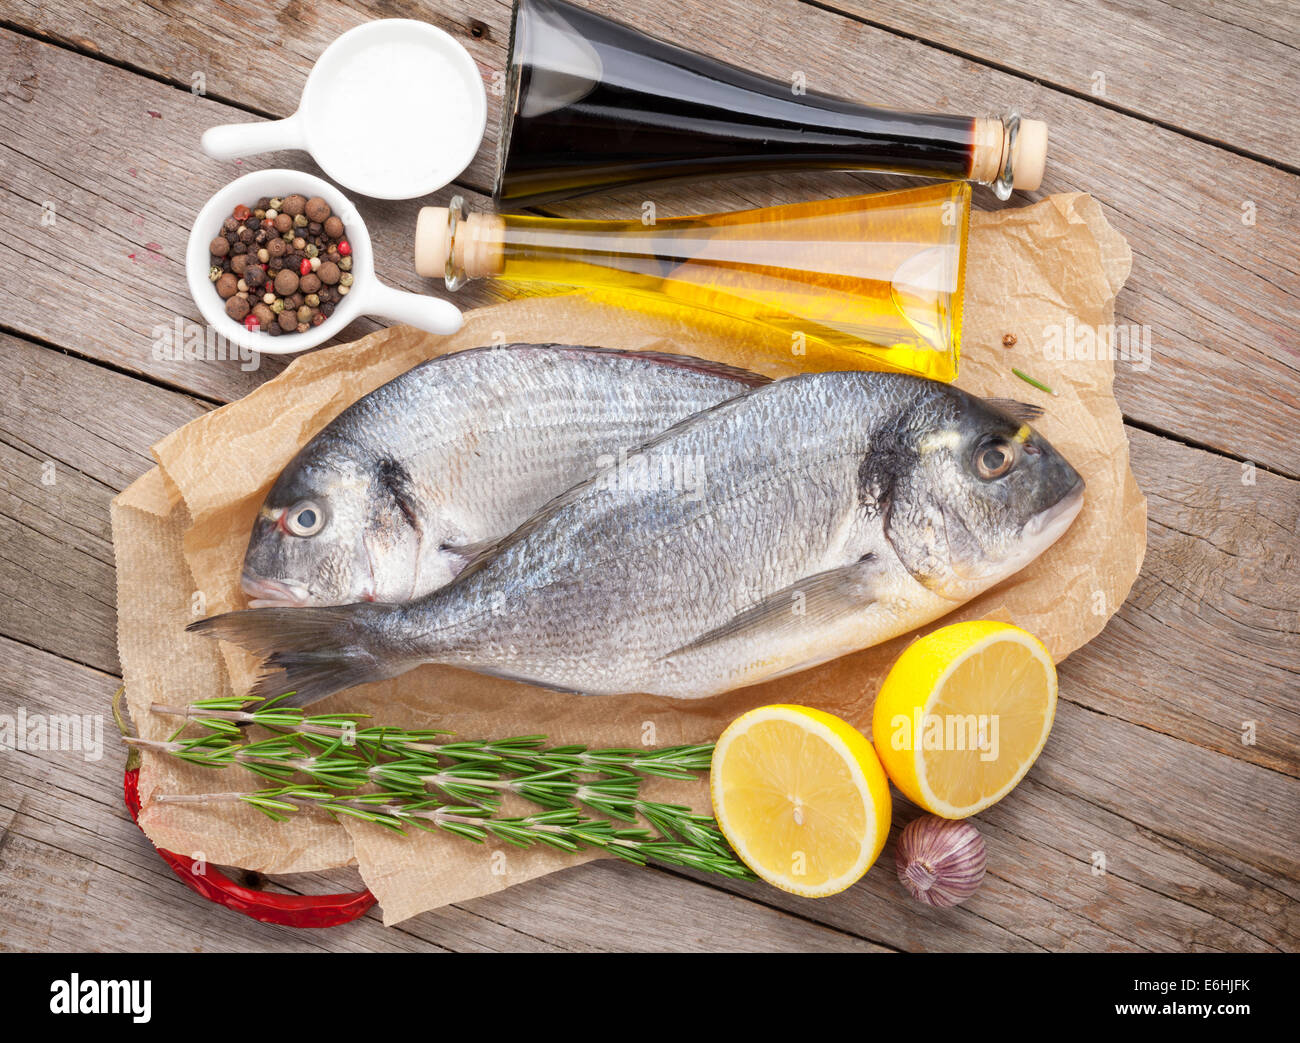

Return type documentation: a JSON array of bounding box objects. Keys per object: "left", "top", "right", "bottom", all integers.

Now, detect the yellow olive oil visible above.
[{"left": 430, "top": 183, "right": 970, "bottom": 381}]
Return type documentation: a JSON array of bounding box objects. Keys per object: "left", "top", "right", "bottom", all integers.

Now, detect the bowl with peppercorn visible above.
[{"left": 187, "top": 169, "right": 462, "bottom": 354}]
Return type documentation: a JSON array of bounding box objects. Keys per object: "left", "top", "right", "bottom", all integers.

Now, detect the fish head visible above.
[
  {"left": 241, "top": 445, "right": 391, "bottom": 607},
  {"left": 880, "top": 387, "right": 1085, "bottom": 601}
]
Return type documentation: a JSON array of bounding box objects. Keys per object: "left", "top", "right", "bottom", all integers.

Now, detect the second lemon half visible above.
[{"left": 872, "top": 621, "right": 1058, "bottom": 819}]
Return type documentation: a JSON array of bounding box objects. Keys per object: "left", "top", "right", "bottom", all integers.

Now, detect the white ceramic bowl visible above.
[
  {"left": 200, "top": 19, "right": 486, "bottom": 200},
  {"left": 186, "top": 169, "right": 462, "bottom": 355}
]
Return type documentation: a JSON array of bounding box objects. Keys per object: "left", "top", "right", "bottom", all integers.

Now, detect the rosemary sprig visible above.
[
  {"left": 152, "top": 788, "right": 752, "bottom": 878},
  {"left": 138, "top": 699, "right": 753, "bottom": 880},
  {"left": 151, "top": 701, "right": 714, "bottom": 778},
  {"left": 1012, "top": 367, "right": 1058, "bottom": 396}
]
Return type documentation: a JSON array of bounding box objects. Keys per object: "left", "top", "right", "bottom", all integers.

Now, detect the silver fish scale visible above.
[
  {"left": 414, "top": 372, "right": 944, "bottom": 696},
  {"left": 300, "top": 346, "right": 758, "bottom": 595}
]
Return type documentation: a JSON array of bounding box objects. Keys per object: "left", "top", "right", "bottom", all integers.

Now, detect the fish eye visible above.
[
  {"left": 285, "top": 501, "right": 325, "bottom": 537},
  {"left": 974, "top": 440, "right": 1016, "bottom": 480}
]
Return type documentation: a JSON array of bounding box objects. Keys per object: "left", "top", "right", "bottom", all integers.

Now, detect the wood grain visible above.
[
  {"left": 1071, "top": 427, "right": 1300, "bottom": 777},
  {"left": 1, "top": 6, "right": 1298, "bottom": 475},
  {"left": 0, "top": 332, "right": 208, "bottom": 672},
  {"left": 813, "top": 0, "right": 1300, "bottom": 166},
  {"left": 679, "top": 698, "right": 1299, "bottom": 952},
  {"left": 1, "top": 0, "right": 1297, "bottom": 953}
]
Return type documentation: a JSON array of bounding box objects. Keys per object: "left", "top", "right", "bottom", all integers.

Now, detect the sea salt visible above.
[{"left": 311, "top": 39, "right": 473, "bottom": 197}]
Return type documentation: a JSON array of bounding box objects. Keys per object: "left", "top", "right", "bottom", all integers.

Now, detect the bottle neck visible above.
[
  {"left": 415, "top": 198, "right": 508, "bottom": 288},
  {"left": 971, "top": 114, "right": 1039, "bottom": 201}
]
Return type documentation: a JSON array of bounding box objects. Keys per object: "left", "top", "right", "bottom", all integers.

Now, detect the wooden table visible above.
[{"left": 1, "top": 0, "right": 1296, "bottom": 953}]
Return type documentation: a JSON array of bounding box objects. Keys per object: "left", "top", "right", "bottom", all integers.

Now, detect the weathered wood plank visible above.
[
  {"left": 1035, "top": 698, "right": 1300, "bottom": 893},
  {"left": 15, "top": 614, "right": 1288, "bottom": 953},
  {"left": 0, "top": 332, "right": 208, "bottom": 673},
  {"left": 2, "top": 10, "right": 1298, "bottom": 475},
  {"left": 1178, "top": 0, "right": 1300, "bottom": 49},
  {"left": 26, "top": 0, "right": 1297, "bottom": 184},
  {"left": 1070, "top": 427, "right": 1300, "bottom": 777},
  {"left": 813, "top": 0, "right": 1300, "bottom": 166},
  {"left": 0, "top": 0, "right": 508, "bottom": 194},
  {"left": 2, "top": 0, "right": 1297, "bottom": 951},
  {"left": 0, "top": 635, "right": 886, "bottom": 952},
  {"left": 0, "top": 636, "right": 432, "bottom": 952},
  {"left": 673, "top": 698, "right": 1299, "bottom": 952}
]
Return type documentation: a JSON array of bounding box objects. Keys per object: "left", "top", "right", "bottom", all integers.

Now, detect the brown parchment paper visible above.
[{"left": 112, "top": 193, "right": 1146, "bottom": 924}]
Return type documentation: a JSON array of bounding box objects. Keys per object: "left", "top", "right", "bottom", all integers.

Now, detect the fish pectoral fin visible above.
[
  {"left": 438, "top": 536, "right": 498, "bottom": 563},
  {"left": 661, "top": 555, "right": 885, "bottom": 659}
]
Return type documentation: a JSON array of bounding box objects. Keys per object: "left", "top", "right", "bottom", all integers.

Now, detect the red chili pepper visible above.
[
  {"left": 123, "top": 767, "right": 376, "bottom": 928},
  {"left": 300, "top": 258, "right": 312, "bottom": 276},
  {"left": 337, "top": 239, "right": 351, "bottom": 257}
]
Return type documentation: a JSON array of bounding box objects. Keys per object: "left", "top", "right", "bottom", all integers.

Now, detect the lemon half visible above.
[
  {"left": 872, "top": 620, "right": 1058, "bottom": 819},
  {"left": 711, "top": 704, "right": 891, "bottom": 898}
]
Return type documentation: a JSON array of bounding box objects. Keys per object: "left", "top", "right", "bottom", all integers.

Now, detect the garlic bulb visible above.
[{"left": 895, "top": 816, "right": 986, "bottom": 907}]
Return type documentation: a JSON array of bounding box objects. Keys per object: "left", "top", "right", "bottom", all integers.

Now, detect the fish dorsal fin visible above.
[
  {"left": 661, "top": 555, "right": 885, "bottom": 660},
  {"left": 986, "top": 398, "right": 1044, "bottom": 424},
  {"left": 449, "top": 343, "right": 772, "bottom": 388},
  {"left": 533, "top": 343, "right": 771, "bottom": 388}
]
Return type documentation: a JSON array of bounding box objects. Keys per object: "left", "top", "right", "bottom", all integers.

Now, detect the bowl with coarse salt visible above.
[
  {"left": 200, "top": 19, "right": 487, "bottom": 200},
  {"left": 187, "top": 168, "right": 463, "bottom": 355}
]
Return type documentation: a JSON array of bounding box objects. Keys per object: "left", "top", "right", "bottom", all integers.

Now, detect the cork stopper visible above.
[
  {"left": 1012, "top": 119, "right": 1048, "bottom": 190},
  {"left": 970, "top": 117, "right": 1049, "bottom": 191},
  {"left": 414, "top": 206, "right": 506, "bottom": 283}
]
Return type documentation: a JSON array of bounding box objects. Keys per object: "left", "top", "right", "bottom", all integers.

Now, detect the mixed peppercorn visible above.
[{"left": 209, "top": 194, "right": 354, "bottom": 336}]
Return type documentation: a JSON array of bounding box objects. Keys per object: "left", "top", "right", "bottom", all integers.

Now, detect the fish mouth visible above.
[
  {"left": 240, "top": 571, "right": 310, "bottom": 608},
  {"left": 1022, "top": 477, "right": 1086, "bottom": 549}
]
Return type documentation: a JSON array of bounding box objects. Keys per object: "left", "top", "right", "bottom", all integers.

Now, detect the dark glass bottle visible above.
[{"left": 495, "top": 0, "right": 1044, "bottom": 206}]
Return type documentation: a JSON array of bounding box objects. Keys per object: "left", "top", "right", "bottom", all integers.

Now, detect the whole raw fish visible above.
[
  {"left": 196, "top": 371, "right": 1084, "bottom": 704},
  {"left": 241, "top": 344, "right": 765, "bottom": 606}
]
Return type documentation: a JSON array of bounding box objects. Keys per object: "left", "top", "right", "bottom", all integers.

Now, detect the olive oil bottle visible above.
[{"left": 415, "top": 182, "right": 970, "bottom": 381}]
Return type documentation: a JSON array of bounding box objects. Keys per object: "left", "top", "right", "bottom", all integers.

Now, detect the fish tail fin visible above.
[{"left": 187, "top": 605, "right": 405, "bottom": 709}]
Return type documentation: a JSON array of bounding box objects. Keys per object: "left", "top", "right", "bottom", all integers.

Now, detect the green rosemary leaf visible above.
[
  {"left": 438, "top": 821, "right": 488, "bottom": 843},
  {"left": 146, "top": 711, "right": 753, "bottom": 883}
]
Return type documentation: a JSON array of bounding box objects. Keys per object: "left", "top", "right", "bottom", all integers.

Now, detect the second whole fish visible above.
[
  {"left": 241, "top": 343, "right": 765, "bottom": 607},
  {"left": 195, "top": 371, "right": 1085, "bottom": 704}
]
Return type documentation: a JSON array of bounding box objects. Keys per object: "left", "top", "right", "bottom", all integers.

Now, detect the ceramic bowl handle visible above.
[
  {"left": 202, "top": 117, "right": 306, "bottom": 161},
  {"left": 364, "top": 283, "right": 464, "bottom": 336}
]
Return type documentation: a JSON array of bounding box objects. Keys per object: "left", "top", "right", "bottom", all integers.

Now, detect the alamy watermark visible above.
[
  {"left": 593, "top": 448, "right": 708, "bottom": 502},
  {"left": 151, "top": 317, "right": 260, "bottom": 372},
  {"left": 0, "top": 708, "right": 103, "bottom": 762},
  {"left": 887, "top": 709, "right": 1000, "bottom": 763},
  {"left": 1042, "top": 318, "right": 1151, "bottom": 372},
  {"left": 49, "top": 974, "right": 150, "bottom": 1022}
]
